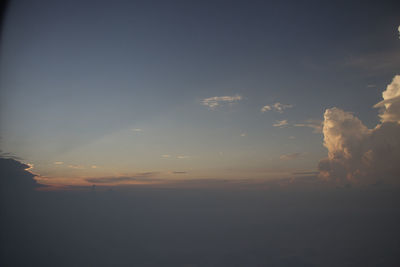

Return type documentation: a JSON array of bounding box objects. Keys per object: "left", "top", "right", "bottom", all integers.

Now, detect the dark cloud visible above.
[
  {"left": 85, "top": 173, "right": 157, "bottom": 184},
  {"left": 0, "top": 157, "right": 41, "bottom": 194}
]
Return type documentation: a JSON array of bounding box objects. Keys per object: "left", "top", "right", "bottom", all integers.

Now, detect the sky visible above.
[{"left": 1, "top": 0, "right": 400, "bottom": 187}]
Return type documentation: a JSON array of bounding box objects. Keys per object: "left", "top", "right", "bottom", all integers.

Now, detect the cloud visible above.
[
  {"left": 240, "top": 133, "right": 246, "bottom": 137},
  {"left": 374, "top": 75, "right": 400, "bottom": 123},
  {"left": 68, "top": 165, "right": 85, "bottom": 169},
  {"left": 398, "top": 25, "right": 400, "bottom": 39},
  {"left": 261, "top": 102, "right": 292, "bottom": 113},
  {"left": 292, "top": 171, "right": 319, "bottom": 176},
  {"left": 54, "top": 161, "right": 64, "bottom": 165},
  {"left": 318, "top": 75, "right": 400, "bottom": 185},
  {"left": 343, "top": 50, "right": 400, "bottom": 72},
  {"left": 85, "top": 172, "right": 157, "bottom": 184},
  {"left": 172, "top": 171, "right": 187, "bottom": 174},
  {"left": 294, "top": 119, "right": 323, "bottom": 133},
  {"left": 176, "top": 155, "right": 190, "bottom": 159},
  {"left": 161, "top": 154, "right": 171, "bottom": 158},
  {"left": 273, "top": 120, "right": 288, "bottom": 127},
  {"left": 132, "top": 128, "right": 143, "bottom": 132},
  {"left": 201, "top": 95, "right": 242, "bottom": 109},
  {"left": 280, "top": 153, "right": 301, "bottom": 160},
  {"left": 0, "top": 157, "right": 41, "bottom": 193}
]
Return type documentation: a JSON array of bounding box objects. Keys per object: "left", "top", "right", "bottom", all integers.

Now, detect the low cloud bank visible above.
[{"left": 319, "top": 75, "right": 400, "bottom": 185}]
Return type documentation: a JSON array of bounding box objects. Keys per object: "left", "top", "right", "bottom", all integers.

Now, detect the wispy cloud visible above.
[
  {"left": 240, "top": 133, "right": 246, "bottom": 137},
  {"left": 261, "top": 102, "right": 292, "bottom": 113},
  {"left": 54, "top": 161, "right": 64, "bottom": 165},
  {"left": 68, "top": 165, "right": 84, "bottom": 169},
  {"left": 343, "top": 50, "right": 400, "bottom": 71},
  {"left": 294, "top": 119, "right": 323, "bottom": 133},
  {"left": 85, "top": 172, "right": 157, "bottom": 184},
  {"left": 172, "top": 171, "right": 187, "bottom": 174},
  {"left": 280, "top": 153, "right": 301, "bottom": 160},
  {"left": 161, "top": 154, "right": 171, "bottom": 158},
  {"left": 202, "top": 95, "right": 242, "bottom": 109},
  {"left": 273, "top": 120, "right": 288, "bottom": 127},
  {"left": 176, "top": 155, "right": 190, "bottom": 159},
  {"left": 132, "top": 128, "right": 143, "bottom": 132}
]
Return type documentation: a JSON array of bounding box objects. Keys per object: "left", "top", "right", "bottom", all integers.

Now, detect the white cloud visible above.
[
  {"left": 260, "top": 105, "right": 272, "bottom": 112},
  {"left": 294, "top": 119, "right": 323, "bottom": 133},
  {"left": 374, "top": 75, "right": 400, "bottom": 123},
  {"left": 261, "top": 102, "right": 292, "bottom": 113},
  {"left": 54, "top": 161, "right": 64, "bottom": 165},
  {"left": 280, "top": 153, "right": 301, "bottom": 160},
  {"left": 132, "top": 128, "right": 143, "bottom": 132},
  {"left": 318, "top": 75, "right": 400, "bottom": 185},
  {"left": 240, "top": 133, "right": 246, "bottom": 137},
  {"left": 398, "top": 25, "right": 400, "bottom": 39},
  {"left": 273, "top": 120, "right": 288, "bottom": 127},
  {"left": 202, "top": 95, "right": 242, "bottom": 109}
]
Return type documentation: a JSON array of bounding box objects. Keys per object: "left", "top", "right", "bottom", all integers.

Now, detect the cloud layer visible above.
[{"left": 318, "top": 75, "right": 400, "bottom": 185}]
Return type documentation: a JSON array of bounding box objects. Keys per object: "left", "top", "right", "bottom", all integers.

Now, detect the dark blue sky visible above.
[{"left": 0, "top": 0, "right": 399, "bottom": 183}]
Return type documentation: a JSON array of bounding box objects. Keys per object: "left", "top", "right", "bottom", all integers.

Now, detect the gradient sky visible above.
[{"left": 1, "top": 0, "right": 399, "bottom": 185}]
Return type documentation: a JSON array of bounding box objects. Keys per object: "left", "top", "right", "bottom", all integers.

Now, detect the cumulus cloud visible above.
[
  {"left": 374, "top": 75, "right": 400, "bottom": 123},
  {"left": 398, "top": 25, "right": 400, "bottom": 39},
  {"left": 294, "top": 119, "right": 323, "bottom": 133},
  {"left": 202, "top": 95, "right": 242, "bottom": 109},
  {"left": 273, "top": 120, "right": 288, "bottom": 127},
  {"left": 318, "top": 75, "right": 400, "bottom": 185},
  {"left": 261, "top": 102, "right": 292, "bottom": 113}
]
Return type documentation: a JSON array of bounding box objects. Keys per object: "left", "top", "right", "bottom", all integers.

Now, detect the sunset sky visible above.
[{"left": 1, "top": 0, "right": 399, "bottom": 186}]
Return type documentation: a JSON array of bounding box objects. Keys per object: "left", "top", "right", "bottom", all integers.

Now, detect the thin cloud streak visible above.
[
  {"left": 273, "top": 120, "right": 288, "bottom": 127},
  {"left": 294, "top": 119, "right": 323, "bottom": 133},
  {"left": 201, "top": 95, "right": 242, "bottom": 109}
]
